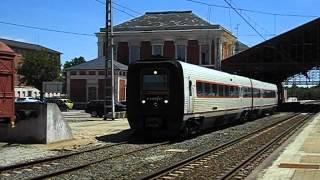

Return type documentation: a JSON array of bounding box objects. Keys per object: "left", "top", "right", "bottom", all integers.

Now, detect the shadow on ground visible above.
[{"left": 95, "top": 129, "right": 133, "bottom": 143}]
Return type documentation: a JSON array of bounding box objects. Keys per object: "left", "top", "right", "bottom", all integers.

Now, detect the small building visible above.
[
  {"left": 15, "top": 86, "right": 40, "bottom": 98},
  {"left": 65, "top": 59, "right": 127, "bottom": 108},
  {"left": 96, "top": 11, "right": 239, "bottom": 69},
  {"left": 43, "top": 81, "right": 64, "bottom": 97}
]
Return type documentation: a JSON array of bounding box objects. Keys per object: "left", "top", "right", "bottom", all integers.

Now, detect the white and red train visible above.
[{"left": 127, "top": 59, "right": 278, "bottom": 136}]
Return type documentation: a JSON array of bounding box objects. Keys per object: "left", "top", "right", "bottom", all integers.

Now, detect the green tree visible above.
[
  {"left": 63, "top": 56, "right": 86, "bottom": 70},
  {"left": 18, "top": 51, "right": 61, "bottom": 99}
]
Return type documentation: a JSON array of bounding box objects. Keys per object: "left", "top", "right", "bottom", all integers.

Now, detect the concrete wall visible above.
[{"left": 0, "top": 103, "right": 73, "bottom": 144}]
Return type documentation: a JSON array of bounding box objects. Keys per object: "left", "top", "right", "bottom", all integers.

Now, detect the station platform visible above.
[{"left": 254, "top": 113, "right": 320, "bottom": 180}]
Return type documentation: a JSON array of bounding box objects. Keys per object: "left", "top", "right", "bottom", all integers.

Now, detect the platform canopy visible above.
[{"left": 222, "top": 18, "right": 320, "bottom": 85}]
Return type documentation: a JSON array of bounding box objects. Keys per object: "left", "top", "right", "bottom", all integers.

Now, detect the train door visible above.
[{"left": 187, "top": 79, "right": 194, "bottom": 113}]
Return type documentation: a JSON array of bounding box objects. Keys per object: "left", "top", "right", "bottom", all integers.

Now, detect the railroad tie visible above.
[{"left": 0, "top": 173, "right": 11, "bottom": 177}]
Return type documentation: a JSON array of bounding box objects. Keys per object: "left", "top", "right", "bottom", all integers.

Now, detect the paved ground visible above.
[
  {"left": 255, "top": 113, "right": 320, "bottom": 180},
  {"left": 0, "top": 110, "right": 131, "bottom": 167}
]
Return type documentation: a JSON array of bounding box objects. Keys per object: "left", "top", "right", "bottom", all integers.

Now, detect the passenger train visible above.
[{"left": 127, "top": 59, "right": 278, "bottom": 137}]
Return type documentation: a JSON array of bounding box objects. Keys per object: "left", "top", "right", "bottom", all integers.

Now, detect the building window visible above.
[
  {"left": 176, "top": 45, "right": 186, "bottom": 61},
  {"left": 152, "top": 45, "right": 162, "bottom": 56},
  {"left": 71, "top": 71, "right": 77, "bottom": 75},
  {"left": 89, "top": 71, "right": 96, "bottom": 75},
  {"left": 98, "top": 71, "right": 105, "bottom": 75},
  {"left": 130, "top": 46, "right": 140, "bottom": 64},
  {"left": 201, "top": 45, "right": 210, "bottom": 65},
  {"left": 79, "top": 71, "right": 86, "bottom": 75}
]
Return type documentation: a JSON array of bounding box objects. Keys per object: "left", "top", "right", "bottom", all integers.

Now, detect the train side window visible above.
[
  {"left": 218, "top": 85, "right": 224, "bottom": 97},
  {"left": 243, "top": 87, "right": 250, "bottom": 98},
  {"left": 204, "top": 83, "right": 210, "bottom": 96},
  {"left": 210, "top": 84, "right": 218, "bottom": 96},
  {"left": 242, "top": 87, "right": 245, "bottom": 97},
  {"left": 249, "top": 88, "right": 253, "bottom": 97},
  {"left": 196, "top": 82, "right": 201, "bottom": 95},
  {"left": 189, "top": 80, "right": 192, "bottom": 96},
  {"left": 234, "top": 87, "right": 240, "bottom": 97},
  {"left": 225, "top": 86, "right": 230, "bottom": 97},
  {"left": 230, "top": 86, "right": 238, "bottom": 97}
]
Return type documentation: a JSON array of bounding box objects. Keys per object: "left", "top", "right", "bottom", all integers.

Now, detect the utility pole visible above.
[
  {"left": 104, "top": 0, "right": 115, "bottom": 120},
  {"left": 235, "top": 24, "right": 240, "bottom": 37}
]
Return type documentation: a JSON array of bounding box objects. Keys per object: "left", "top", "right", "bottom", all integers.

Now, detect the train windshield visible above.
[{"left": 142, "top": 74, "right": 168, "bottom": 91}]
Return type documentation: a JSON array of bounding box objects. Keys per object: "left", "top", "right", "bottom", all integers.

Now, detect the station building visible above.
[
  {"left": 96, "top": 10, "right": 241, "bottom": 69},
  {"left": 66, "top": 11, "right": 247, "bottom": 108}
]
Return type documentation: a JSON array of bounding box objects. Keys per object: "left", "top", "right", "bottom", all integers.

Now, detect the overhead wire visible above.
[
  {"left": 222, "top": 0, "right": 266, "bottom": 40},
  {"left": 185, "top": 0, "right": 318, "bottom": 18},
  {"left": 0, "top": 20, "right": 95, "bottom": 37},
  {"left": 94, "top": 0, "right": 138, "bottom": 18},
  {"left": 112, "top": 1, "right": 141, "bottom": 15},
  {"left": 0, "top": 0, "right": 140, "bottom": 37}
]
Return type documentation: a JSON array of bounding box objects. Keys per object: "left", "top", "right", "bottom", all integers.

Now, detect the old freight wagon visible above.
[{"left": 0, "top": 42, "right": 16, "bottom": 127}]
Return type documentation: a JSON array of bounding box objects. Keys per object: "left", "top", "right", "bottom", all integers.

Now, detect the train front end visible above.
[{"left": 127, "top": 60, "right": 184, "bottom": 137}]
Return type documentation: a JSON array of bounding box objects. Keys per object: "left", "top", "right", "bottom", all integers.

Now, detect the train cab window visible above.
[{"left": 142, "top": 74, "right": 168, "bottom": 91}]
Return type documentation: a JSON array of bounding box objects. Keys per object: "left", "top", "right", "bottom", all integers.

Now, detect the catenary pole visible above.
[{"left": 104, "top": 0, "right": 115, "bottom": 120}]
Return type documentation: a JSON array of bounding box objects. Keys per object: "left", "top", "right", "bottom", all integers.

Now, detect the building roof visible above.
[
  {"left": 65, "top": 58, "right": 128, "bottom": 71},
  {"left": 222, "top": 17, "right": 320, "bottom": 84},
  {"left": 0, "top": 38, "right": 61, "bottom": 54},
  {"left": 234, "top": 41, "right": 249, "bottom": 53},
  {"left": 109, "top": 11, "right": 221, "bottom": 32}
]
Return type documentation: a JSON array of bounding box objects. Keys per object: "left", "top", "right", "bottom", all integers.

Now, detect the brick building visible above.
[
  {"left": 65, "top": 59, "right": 127, "bottom": 108},
  {"left": 96, "top": 11, "right": 239, "bottom": 69},
  {"left": 0, "top": 38, "right": 61, "bottom": 98}
]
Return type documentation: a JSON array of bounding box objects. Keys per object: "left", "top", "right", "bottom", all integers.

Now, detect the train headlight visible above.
[
  {"left": 141, "top": 100, "right": 146, "bottom": 104},
  {"left": 164, "top": 100, "right": 168, "bottom": 104},
  {"left": 153, "top": 70, "right": 158, "bottom": 75}
]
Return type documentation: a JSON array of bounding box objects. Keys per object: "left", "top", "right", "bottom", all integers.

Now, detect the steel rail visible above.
[
  {"left": 28, "top": 141, "right": 171, "bottom": 180},
  {"left": 220, "top": 113, "right": 313, "bottom": 180},
  {"left": 0, "top": 141, "right": 128, "bottom": 172},
  {"left": 139, "top": 113, "right": 304, "bottom": 180}
]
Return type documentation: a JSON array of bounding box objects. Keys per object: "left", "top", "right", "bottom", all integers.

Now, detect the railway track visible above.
[
  {"left": 0, "top": 140, "right": 171, "bottom": 180},
  {"left": 140, "top": 113, "right": 313, "bottom": 180}
]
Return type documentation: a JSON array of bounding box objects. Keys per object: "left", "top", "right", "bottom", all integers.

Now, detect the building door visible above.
[
  {"left": 88, "top": 87, "right": 97, "bottom": 101},
  {"left": 119, "top": 79, "right": 126, "bottom": 102}
]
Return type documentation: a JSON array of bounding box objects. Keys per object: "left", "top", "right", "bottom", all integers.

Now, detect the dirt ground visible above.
[
  {"left": 37, "top": 118, "right": 131, "bottom": 150},
  {"left": 0, "top": 116, "right": 131, "bottom": 166}
]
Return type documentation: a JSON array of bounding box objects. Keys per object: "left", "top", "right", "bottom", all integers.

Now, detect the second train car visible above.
[{"left": 127, "top": 59, "right": 278, "bottom": 137}]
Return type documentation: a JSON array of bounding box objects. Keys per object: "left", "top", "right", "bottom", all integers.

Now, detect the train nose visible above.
[{"left": 153, "top": 102, "right": 158, "bottom": 108}]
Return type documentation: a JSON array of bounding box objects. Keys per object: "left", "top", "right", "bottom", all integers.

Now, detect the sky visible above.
[{"left": 1, "top": 0, "right": 319, "bottom": 66}]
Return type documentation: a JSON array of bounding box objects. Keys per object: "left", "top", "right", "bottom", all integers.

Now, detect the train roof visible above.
[
  {"left": 178, "top": 61, "right": 277, "bottom": 90},
  {"left": 131, "top": 59, "right": 277, "bottom": 90}
]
